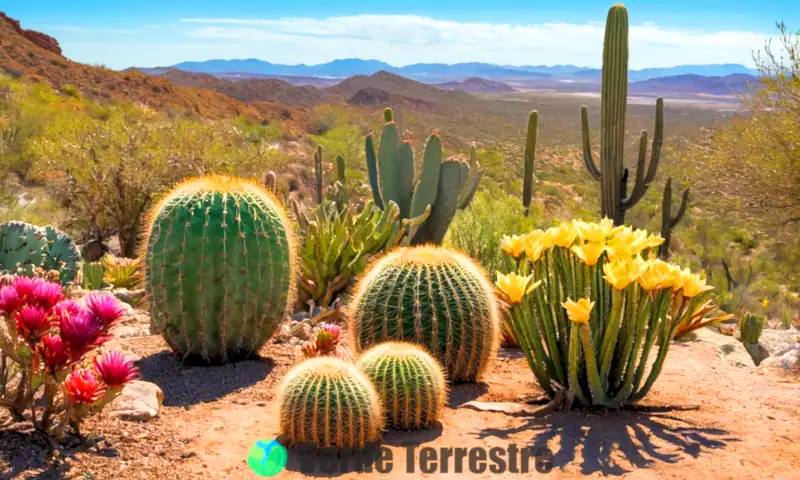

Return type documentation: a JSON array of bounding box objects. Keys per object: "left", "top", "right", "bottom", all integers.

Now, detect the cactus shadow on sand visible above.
[
  {"left": 136, "top": 350, "right": 275, "bottom": 407},
  {"left": 477, "top": 405, "right": 738, "bottom": 476}
]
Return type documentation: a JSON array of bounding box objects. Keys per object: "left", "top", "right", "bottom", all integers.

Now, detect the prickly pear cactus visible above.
[
  {"left": 0, "top": 221, "right": 80, "bottom": 284},
  {"left": 143, "top": 176, "right": 297, "bottom": 362},
  {"left": 349, "top": 246, "right": 500, "bottom": 382},
  {"left": 357, "top": 342, "right": 447, "bottom": 430},
  {"left": 278, "top": 357, "right": 384, "bottom": 449}
]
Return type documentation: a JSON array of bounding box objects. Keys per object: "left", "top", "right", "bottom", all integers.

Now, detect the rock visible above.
[
  {"left": 102, "top": 339, "right": 142, "bottom": 363},
  {"left": 744, "top": 343, "right": 770, "bottom": 366},
  {"left": 113, "top": 325, "right": 149, "bottom": 339},
  {"left": 106, "top": 381, "right": 163, "bottom": 422},
  {"left": 759, "top": 329, "right": 800, "bottom": 357},
  {"left": 693, "top": 327, "right": 755, "bottom": 368},
  {"left": 113, "top": 288, "right": 146, "bottom": 306},
  {"left": 760, "top": 348, "right": 800, "bottom": 371}
]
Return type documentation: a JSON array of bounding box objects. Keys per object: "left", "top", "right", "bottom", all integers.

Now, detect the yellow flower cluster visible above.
[
  {"left": 562, "top": 298, "right": 594, "bottom": 324},
  {"left": 500, "top": 219, "right": 714, "bottom": 299}
]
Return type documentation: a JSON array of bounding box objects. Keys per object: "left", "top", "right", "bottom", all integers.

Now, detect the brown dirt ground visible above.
[{"left": 2, "top": 332, "right": 799, "bottom": 480}]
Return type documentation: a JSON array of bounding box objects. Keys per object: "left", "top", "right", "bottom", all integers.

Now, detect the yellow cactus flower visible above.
[
  {"left": 760, "top": 298, "right": 770, "bottom": 308},
  {"left": 523, "top": 230, "right": 547, "bottom": 262},
  {"left": 605, "top": 235, "right": 635, "bottom": 262},
  {"left": 571, "top": 241, "right": 605, "bottom": 266},
  {"left": 603, "top": 258, "right": 642, "bottom": 290},
  {"left": 574, "top": 221, "right": 607, "bottom": 244},
  {"left": 640, "top": 233, "right": 665, "bottom": 250},
  {"left": 599, "top": 217, "right": 615, "bottom": 236},
  {"left": 495, "top": 272, "right": 541, "bottom": 304},
  {"left": 638, "top": 258, "right": 672, "bottom": 292},
  {"left": 562, "top": 297, "right": 594, "bottom": 324},
  {"left": 545, "top": 223, "right": 578, "bottom": 248},
  {"left": 500, "top": 234, "right": 525, "bottom": 258},
  {"left": 680, "top": 272, "right": 713, "bottom": 297}
]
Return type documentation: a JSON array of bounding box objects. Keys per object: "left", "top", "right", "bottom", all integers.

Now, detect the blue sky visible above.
[{"left": 5, "top": 1, "right": 799, "bottom": 69}]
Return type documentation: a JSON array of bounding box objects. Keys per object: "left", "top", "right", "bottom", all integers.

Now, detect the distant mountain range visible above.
[{"left": 137, "top": 58, "right": 759, "bottom": 83}]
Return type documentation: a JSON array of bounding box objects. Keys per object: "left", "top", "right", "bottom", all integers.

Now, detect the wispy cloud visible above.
[
  {"left": 179, "top": 14, "right": 772, "bottom": 68},
  {"left": 44, "top": 25, "right": 92, "bottom": 35}
]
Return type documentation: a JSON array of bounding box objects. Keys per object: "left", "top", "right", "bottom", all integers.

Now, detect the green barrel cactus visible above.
[
  {"left": 82, "top": 261, "right": 106, "bottom": 290},
  {"left": 349, "top": 246, "right": 500, "bottom": 382},
  {"left": 143, "top": 176, "right": 297, "bottom": 362},
  {"left": 739, "top": 312, "right": 765, "bottom": 346},
  {"left": 278, "top": 357, "right": 384, "bottom": 449},
  {"left": 357, "top": 342, "right": 447, "bottom": 430},
  {"left": 0, "top": 221, "right": 81, "bottom": 284}
]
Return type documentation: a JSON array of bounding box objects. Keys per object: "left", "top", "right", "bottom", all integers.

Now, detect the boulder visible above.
[
  {"left": 758, "top": 329, "right": 800, "bottom": 357},
  {"left": 693, "top": 327, "right": 755, "bottom": 368},
  {"left": 760, "top": 348, "right": 800, "bottom": 371},
  {"left": 106, "top": 381, "right": 163, "bottom": 422}
]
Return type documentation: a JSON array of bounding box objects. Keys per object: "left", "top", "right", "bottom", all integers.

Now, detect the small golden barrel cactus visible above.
[
  {"left": 349, "top": 246, "right": 500, "bottom": 382},
  {"left": 357, "top": 342, "right": 447, "bottom": 430},
  {"left": 277, "top": 357, "right": 384, "bottom": 449}
]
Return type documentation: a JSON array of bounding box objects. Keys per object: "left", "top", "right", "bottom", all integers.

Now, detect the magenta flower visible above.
[
  {"left": 315, "top": 323, "right": 341, "bottom": 353},
  {"left": 59, "top": 310, "right": 107, "bottom": 359},
  {"left": 52, "top": 299, "right": 83, "bottom": 320},
  {"left": 39, "top": 333, "right": 71, "bottom": 371},
  {"left": 93, "top": 351, "right": 140, "bottom": 388},
  {"left": 63, "top": 368, "right": 106, "bottom": 405},
  {"left": 84, "top": 292, "right": 127, "bottom": 328},
  {"left": 12, "top": 276, "right": 45, "bottom": 301},
  {"left": 0, "top": 286, "right": 22, "bottom": 316},
  {"left": 14, "top": 305, "right": 52, "bottom": 343},
  {"left": 33, "top": 281, "right": 64, "bottom": 310}
]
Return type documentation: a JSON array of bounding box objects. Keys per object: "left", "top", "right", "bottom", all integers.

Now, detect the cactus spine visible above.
[
  {"left": 143, "top": 176, "right": 297, "bottom": 362},
  {"left": 349, "top": 246, "right": 500, "bottom": 382},
  {"left": 522, "top": 111, "right": 539, "bottom": 214},
  {"left": 658, "top": 178, "right": 689, "bottom": 260},
  {"left": 357, "top": 342, "right": 447, "bottom": 430},
  {"left": 278, "top": 357, "right": 384, "bottom": 449},
  {"left": 365, "top": 108, "right": 481, "bottom": 245},
  {"left": 581, "top": 5, "right": 663, "bottom": 225},
  {"left": 739, "top": 312, "right": 765, "bottom": 345}
]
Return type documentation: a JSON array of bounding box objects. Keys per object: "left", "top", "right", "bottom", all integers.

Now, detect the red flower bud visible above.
[
  {"left": 315, "top": 323, "right": 341, "bottom": 353},
  {"left": 39, "top": 333, "right": 71, "bottom": 371},
  {"left": 14, "top": 305, "right": 52, "bottom": 343}
]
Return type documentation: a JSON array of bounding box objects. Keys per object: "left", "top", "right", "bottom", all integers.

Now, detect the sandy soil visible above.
[{"left": 2, "top": 331, "right": 799, "bottom": 479}]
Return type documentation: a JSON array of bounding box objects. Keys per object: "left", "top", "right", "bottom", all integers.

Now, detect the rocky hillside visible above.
[
  {"left": 151, "top": 69, "right": 332, "bottom": 106},
  {"left": 435, "top": 77, "right": 516, "bottom": 93},
  {"left": 0, "top": 12, "right": 302, "bottom": 122},
  {"left": 327, "top": 70, "right": 472, "bottom": 106}
]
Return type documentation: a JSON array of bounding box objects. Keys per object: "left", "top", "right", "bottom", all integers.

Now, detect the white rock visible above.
[
  {"left": 106, "top": 381, "right": 163, "bottom": 422},
  {"left": 693, "top": 327, "right": 755, "bottom": 368},
  {"left": 760, "top": 348, "right": 800, "bottom": 371}
]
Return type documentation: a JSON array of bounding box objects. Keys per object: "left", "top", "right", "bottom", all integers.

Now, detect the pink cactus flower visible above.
[
  {"left": 14, "top": 305, "right": 52, "bottom": 343},
  {"left": 315, "top": 323, "right": 341, "bottom": 353},
  {"left": 93, "top": 351, "right": 140, "bottom": 388},
  {"left": 12, "top": 276, "right": 45, "bottom": 301},
  {"left": 39, "top": 333, "right": 71, "bottom": 371},
  {"left": 52, "top": 299, "right": 84, "bottom": 320},
  {"left": 0, "top": 286, "right": 22, "bottom": 316},
  {"left": 59, "top": 310, "right": 107, "bottom": 359},
  {"left": 33, "top": 282, "right": 64, "bottom": 310},
  {"left": 63, "top": 368, "right": 106, "bottom": 405},
  {"left": 84, "top": 292, "right": 127, "bottom": 328}
]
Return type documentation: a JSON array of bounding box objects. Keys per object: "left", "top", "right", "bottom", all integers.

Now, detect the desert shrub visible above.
[{"left": 446, "top": 190, "right": 543, "bottom": 275}]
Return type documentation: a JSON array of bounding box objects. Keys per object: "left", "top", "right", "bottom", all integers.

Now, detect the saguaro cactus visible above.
[
  {"left": 581, "top": 4, "right": 664, "bottom": 225},
  {"left": 349, "top": 246, "right": 500, "bottom": 382},
  {"left": 522, "top": 111, "right": 539, "bottom": 214},
  {"left": 658, "top": 178, "right": 689, "bottom": 260},
  {"left": 365, "top": 108, "right": 481, "bottom": 245},
  {"left": 314, "top": 146, "right": 323, "bottom": 205},
  {"left": 143, "top": 176, "right": 297, "bottom": 362}
]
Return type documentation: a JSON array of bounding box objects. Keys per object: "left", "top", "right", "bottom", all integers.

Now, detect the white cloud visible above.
[{"left": 178, "top": 14, "right": 772, "bottom": 68}]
